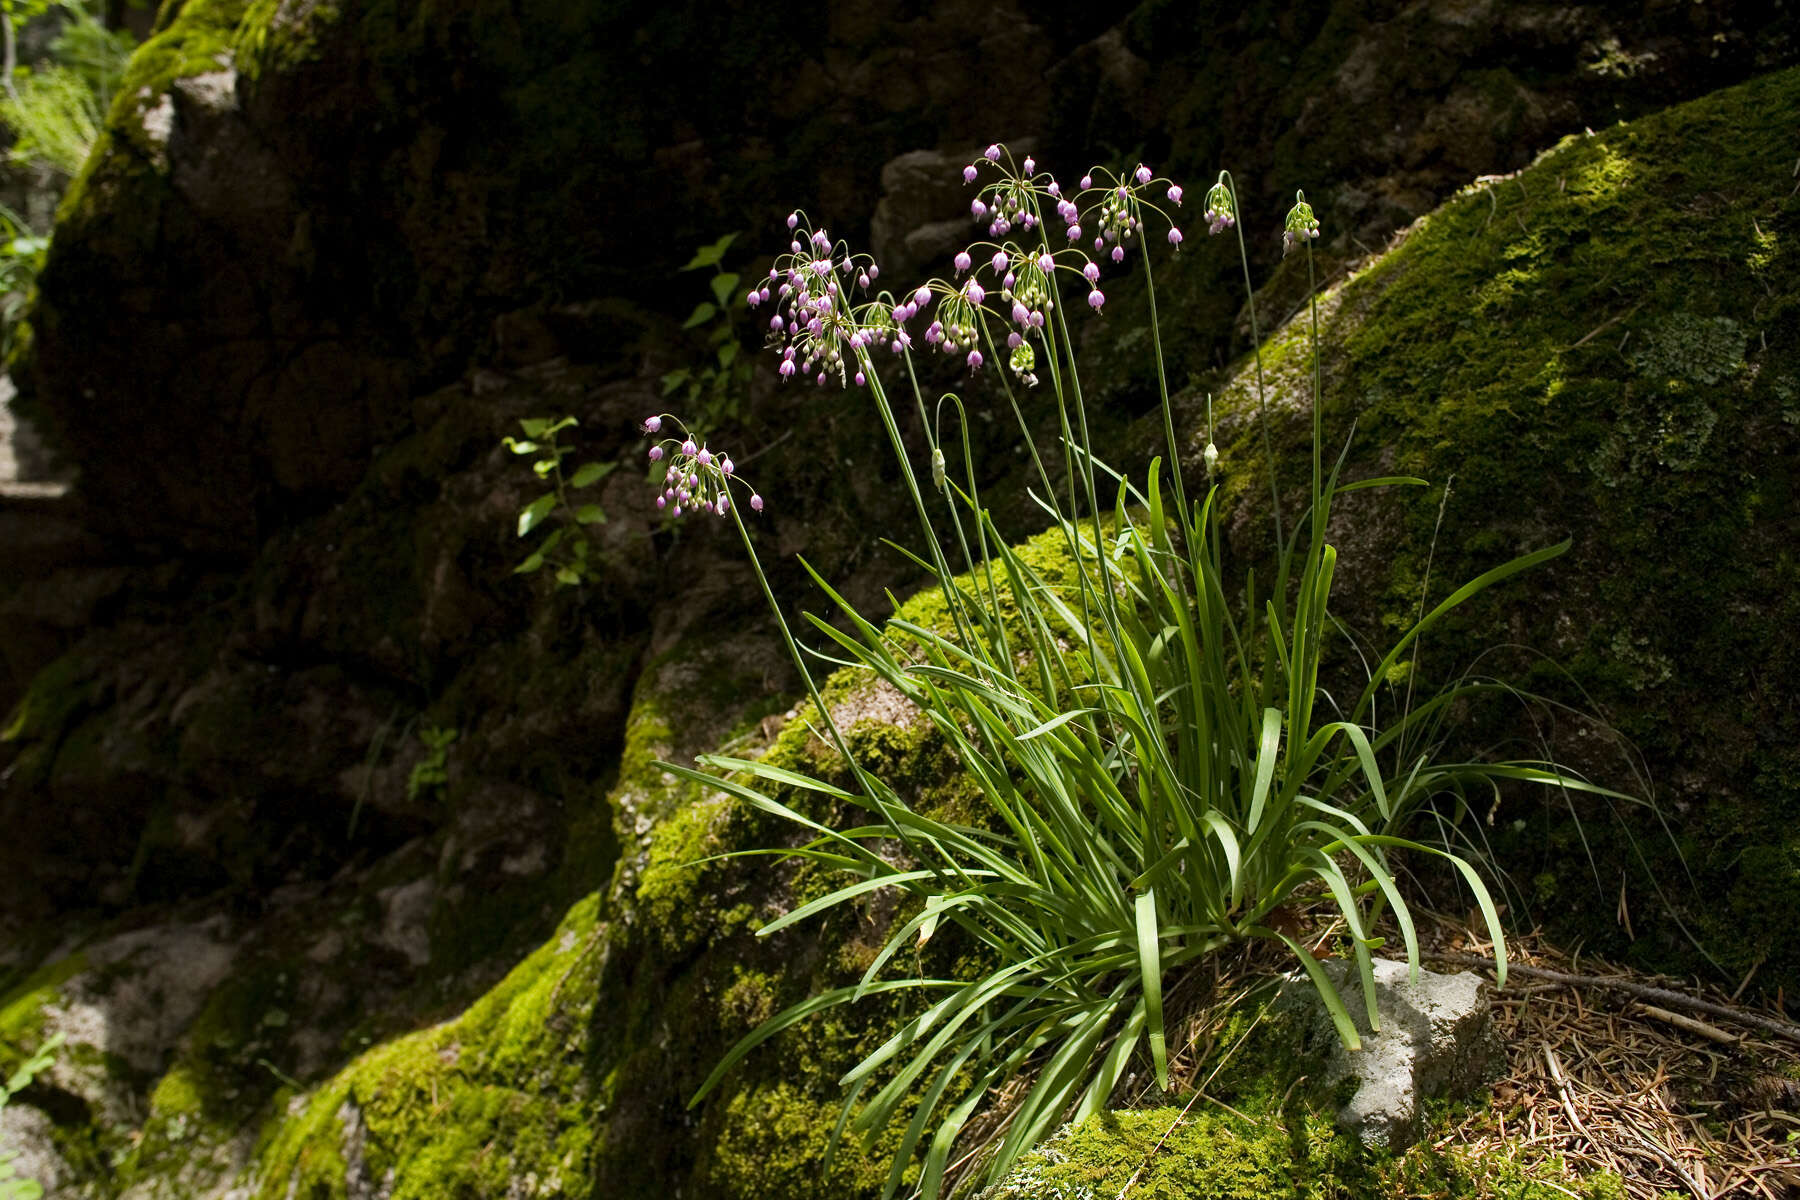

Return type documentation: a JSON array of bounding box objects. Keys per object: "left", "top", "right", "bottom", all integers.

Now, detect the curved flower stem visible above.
[
  {"left": 1136, "top": 236, "right": 1190, "bottom": 535},
  {"left": 725, "top": 500, "right": 923, "bottom": 859},
  {"left": 1307, "top": 241, "right": 1324, "bottom": 529},
  {"left": 1047, "top": 286, "right": 1128, "bottom": 658},
  {"left": 933, "top": 392, "right": 1014, "bottom": 677},
  {"left": 863, "top": 351, "right": 980, "bottom": 654},
  {"left": 1224, "top": 170, "right": 1285, "bottom": 549}
]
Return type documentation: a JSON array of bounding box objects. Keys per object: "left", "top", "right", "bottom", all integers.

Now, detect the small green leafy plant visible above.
[
  {"left": 0, "top": 1030, "right": 64, "bottom": 1200},
  {"left": 406, "top": 725, "right": 456, "bottom": 803},
  {"left": 0, "top": 1, "right": 134, "bottom": 178},
  {"left": 503, "top": 416, "right": 616, "bottom": 587},
  {"left": 648, "top": 146, "right": 1631, "bottom": 1197},
  {"left": 0, "top": 202, "right": 45, "bottom": 359},
  {"left": 659, "top": 232, "right": 755, "bottom": 427}
]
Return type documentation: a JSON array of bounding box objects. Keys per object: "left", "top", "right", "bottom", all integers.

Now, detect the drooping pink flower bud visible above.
[
  {"left": 1168, "top": 228, "right": 1183, "bottom": 247},
  {"left": 750, "top": 494, "right": 764, "bottom": 512},
  {"left": 1080, "top": 174, "right": 1093, "bottom": 190},
  {"left": 648, "top": 445, "right": 664, "bottom": 461},
  {"left": 643, "top": 415, "right": 662, "bottom": 432},
  {"left": 1135, "top": 164, "right": 1152, "bottom": 184},
  {"left": 1087, "top": 289, "right": 1105, "bottom": 310},
  {"left": 967, "top": 349, "right": 983, "bottom": 369},
  {"left": 963, "top": 164, "right": 978, "bottom": 183},
  {"left": 984, "top": 144, "right": 1001, "bottom": 162},
  {"left": 787, "top": 212, "right": 799, "bottom": 229},
  {"left": 1167, "top": 184, "right": 1184, "bottom": 205},
  {"left": 954, "top": 251, "right": 972, "bottom": 273}
]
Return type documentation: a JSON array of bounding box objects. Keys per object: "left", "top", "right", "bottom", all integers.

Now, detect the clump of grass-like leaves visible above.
[{"left": 650, "top": 147, "right": 1623, "bottom": 1199}]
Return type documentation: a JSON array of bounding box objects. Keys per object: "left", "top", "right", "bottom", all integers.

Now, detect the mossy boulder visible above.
[{"left": 1187, "top": 65, "right": 1800, "bottom": 982}]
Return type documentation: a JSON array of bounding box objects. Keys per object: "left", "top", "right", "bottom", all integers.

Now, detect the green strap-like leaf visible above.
[
  {"left": 1353, "top": 539, "right": 1571, "bottom": 723},
  {"left": 757, "top": 868, "right": 981, "bottom": 939},
  {"left": 1134, "top": 889, "right": 1168, "bottom": 1089},
  {"left": 687, "top": 978, "right": 958, "bottom": 1106},
  {"left": 1246, "top": 707, "right": 1283, "bottom": 832},
  {"left": 694, "top": 754, "right": 858, "bottom": 800}
]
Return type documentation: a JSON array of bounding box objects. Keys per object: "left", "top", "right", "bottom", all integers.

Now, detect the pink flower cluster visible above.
[
  {"left": 640, "top": 414, "right": 762, "bottom": 519},
  {"left": 754, "top": 217, "right": 905, "bottom": 390},
  {"left": 756, "top": 145, "right": 1191, "bottom": 390}
]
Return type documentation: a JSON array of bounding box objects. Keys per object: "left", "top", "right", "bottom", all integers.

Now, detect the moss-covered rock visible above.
[{"left": 1190, "top": 66, "right": 1800, "bottom": 982}]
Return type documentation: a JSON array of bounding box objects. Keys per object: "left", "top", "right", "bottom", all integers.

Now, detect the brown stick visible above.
[
  {"left": 1633, "top": 1004, "right": 1739, "bottom": 1046},
  {"left": 1431, "top": 953, "right": 1800, "bottom": 1045}
]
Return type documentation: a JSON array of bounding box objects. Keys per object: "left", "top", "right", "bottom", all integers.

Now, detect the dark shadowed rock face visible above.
[{"left": 21, "top": 0, "right": 1794, "bottom": 554}]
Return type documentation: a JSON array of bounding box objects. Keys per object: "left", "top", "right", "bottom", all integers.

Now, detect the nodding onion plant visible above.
[{"left": 642, "top": 144, "right": 1614, "bottom": 1199}]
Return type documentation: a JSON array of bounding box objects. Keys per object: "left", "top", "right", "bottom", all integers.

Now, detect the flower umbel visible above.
[
  {"left": 1283, "top": 189, "right": 1321, "bottom": 257},
  {"left": 1204, "top": 174, "right": 1236, "bottom": 235},
  {"left": 765, "top": 216, "right": 891, "bottom": 388},
  {"left": 641, "top": 414, "right": 759, "bottom": 519}
]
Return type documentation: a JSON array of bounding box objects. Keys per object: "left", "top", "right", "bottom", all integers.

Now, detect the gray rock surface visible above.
[
  {"left": 0, "top": 1103, "right": 72, "bottom": 1196},
  {"left": 1281, "top": 957, "right": 1499, "bottom": 1151}
]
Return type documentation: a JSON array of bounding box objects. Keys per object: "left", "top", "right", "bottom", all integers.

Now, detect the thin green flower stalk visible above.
[
  {"left": 650, "top": 144, "right": 1624, "bottom": 1200},
  {"left": 1211, "top": 170, "right": 1285, "bottom": 548}
]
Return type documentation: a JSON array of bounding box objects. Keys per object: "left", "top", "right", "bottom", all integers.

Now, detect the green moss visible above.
[
  {"left": 255, "top": 893, "right": 608, "bottom": 1199},
  {"left": 148, "top": 1064, "right": 207, "bottom": 1119},
  {"left": 0, "top": 952, "right": 86, "bottom": 1062},
  {"left": 987, "top": 1100, "right": 1625, "bottom": 1200}
]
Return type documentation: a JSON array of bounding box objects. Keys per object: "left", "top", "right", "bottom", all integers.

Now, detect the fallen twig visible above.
[
  {"left": 1568, "top": 299, "right": 1645, "bottom": 350},
  {"left": 1432, "top": 953, "right": 1800, "bottom": 1045},
  {"left": 1634, "top": 1004, "right": 1739, "bottom": 1046}
]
